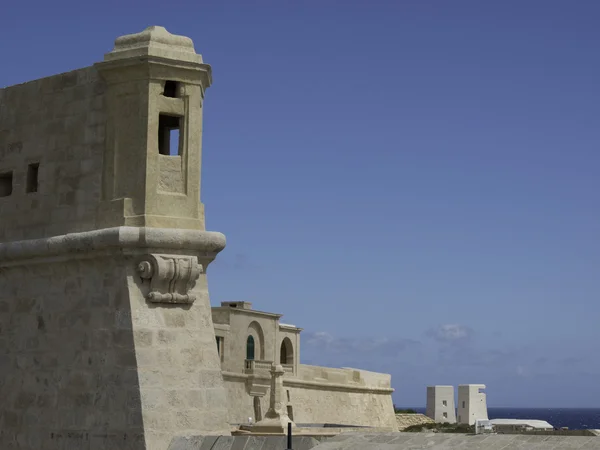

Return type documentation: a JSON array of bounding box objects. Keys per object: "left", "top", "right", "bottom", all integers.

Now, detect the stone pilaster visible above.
[{"left": 250, "top": 364, "right": 295, "bottom": 434}]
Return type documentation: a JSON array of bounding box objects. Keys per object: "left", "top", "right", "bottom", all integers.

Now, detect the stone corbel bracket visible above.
[{"left": 137, "top": 253, "right": 203, "bottom": 304}]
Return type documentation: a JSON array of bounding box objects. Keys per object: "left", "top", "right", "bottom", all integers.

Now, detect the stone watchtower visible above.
[
  {"left": 0, "top": 27, "right": 229, "bottom": 449},
  {"left": 95, "top": 26, "right": 210, "bottom": 230},
  {"left": 426, "top": 385, "right": 457, "bottom": 424}
]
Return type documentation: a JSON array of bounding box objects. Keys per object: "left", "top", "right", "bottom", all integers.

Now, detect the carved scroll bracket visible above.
[{"left": 137, "top": 253, "right": 203, "bottom": 304}]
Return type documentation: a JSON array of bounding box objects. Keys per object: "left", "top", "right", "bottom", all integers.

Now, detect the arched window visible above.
[
  {"left": 280, "top": 337, "right": 293, "bottom": 365},
  {"left": 246, "top": 335, "right": 255, "bottom": 360},
  {"left": 280, "top": 341, "right": 288, "bottom": 364},
  {"left": 247, "top": 321, "right": 265, "bottom": 360}
]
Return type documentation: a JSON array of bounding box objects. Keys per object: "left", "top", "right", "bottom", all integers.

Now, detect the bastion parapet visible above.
[{"left": 0, "top": 26, "right": 229, "bottom": 450}]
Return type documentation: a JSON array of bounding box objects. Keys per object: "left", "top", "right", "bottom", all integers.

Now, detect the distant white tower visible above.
[
  {"left": 457, "top": 384, "right": 488, "bottom": 425},
  {"left": 426, "top": 386, "right": 457, "bottom": 423}
]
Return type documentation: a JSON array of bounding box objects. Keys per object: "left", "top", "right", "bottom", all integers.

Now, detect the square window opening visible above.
[
  {"left": 442, "top": 400, "right": 447, "bottom": 406},
  {"left": 27, "top": 163, "right": 39, "bottom": 193},
  {"left": 158, "top": 114, "right": 182, "bottom": 156},
  {"left": 163, "top": 80, "right": 179, "bottom": 98},
  {"left": 0, "top": 172, "right": 13, "bottom": 197},
  {"left": 443, "top": 412, "right": 448, "bottom": 418}
]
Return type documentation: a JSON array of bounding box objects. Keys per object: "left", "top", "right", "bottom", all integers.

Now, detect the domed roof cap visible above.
[{"left": 104, "top": 25, "right": 203, "bottom": 64}]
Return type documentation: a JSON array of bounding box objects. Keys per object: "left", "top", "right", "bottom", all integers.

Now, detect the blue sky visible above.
[{"left": 2, "top": 1, "right": 599, "bottom": 408}]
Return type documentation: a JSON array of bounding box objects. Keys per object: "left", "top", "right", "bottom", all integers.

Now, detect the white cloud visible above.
[
  {"left": 304, "top": 331, "right": 335, "bottom": 347},
  {"left": 427, "top": 324, "right": 473, "bottom": 343}
]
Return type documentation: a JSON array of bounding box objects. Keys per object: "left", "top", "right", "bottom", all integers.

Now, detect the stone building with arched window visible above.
[
  {"left": 212, "top": 301, "right": 301, "bottom": 379},
  {"left": 211, "top": 301, "right": 397, "bottom": 429}
]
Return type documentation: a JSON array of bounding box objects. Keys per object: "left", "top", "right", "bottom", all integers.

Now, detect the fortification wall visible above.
[
  {"left": 285, "top": 382, "right": 397, "bottom": 429},
  {"left": 297, "top": 364, "right": 388, "bottom": 386},
  {"left": 0, "top": 25, "right": 231, "bottom": 449},
  {"left": 0, "top": 228, "right": 231, "bottom": 450},
  {"left": 0, "top": 253, "right": 140, "bottom": 449},
  {"left": 0, "top": 67, "right": 106, "bottom": 242},
  {"left": 222, "top": 364, "right": 397, "bottom": 429},
  {"left": 222, "top": 373, "right": 256, "bottom": 423}
]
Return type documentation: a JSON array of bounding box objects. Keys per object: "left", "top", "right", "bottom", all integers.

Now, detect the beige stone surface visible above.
[
  {"left": 224, "top": 365, "right": 397, "bottom": 429},
  {"left": 0, "top": 25, "right": 229, "bottom": 450},
  {"left": 0, "top": 227, "right": 231, "bottom": 449},
  {"left": 0, "top": 23, "right": 399, "bottom": 448},
  {"left": 0, "top": 25, "right": 211, "bottom": 242},
  {"left": 213, "top": 302, "right": 301, "bottom": 379},
  {"left": 213, "top": 303, "right": 397, "bottom": 430},
  {"left": 0, "top": 66, "right": 106, "bottom": 242},
  {"left": 395, "top": 413, "right": 434, "bottom": 431},
  {"left": 249, "top": 364, "right": 295, "bottom": 434},
  {"left": 284, "top": 374, "right": 397, "bottom": 429}
]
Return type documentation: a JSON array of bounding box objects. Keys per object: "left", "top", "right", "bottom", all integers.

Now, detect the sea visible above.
[{"left": 410, "top": 407, "right": 600, "bottom": 430}]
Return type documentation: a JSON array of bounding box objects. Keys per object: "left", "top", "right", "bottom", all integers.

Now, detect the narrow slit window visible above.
[
  {"left": 163, "top": 80, "right": 179, "bottom": 98},
  {"left": 158, "top": 114, "right": 182, "bottom": 156},
  {"left": 0, "top": 172, "right": 13, "bottom": 197},
  {"left": 27, "top": 163, "right": 39, "bottom": 193}
]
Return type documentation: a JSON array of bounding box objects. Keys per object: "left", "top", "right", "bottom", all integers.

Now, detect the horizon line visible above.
[{"left": 401, "top": 406, "right": 600, "bottom": 410}]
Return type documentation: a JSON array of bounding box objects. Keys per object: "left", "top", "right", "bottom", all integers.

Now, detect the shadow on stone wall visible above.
[{"left": 0, "top": 257, "right": 146, "bottom": 449}]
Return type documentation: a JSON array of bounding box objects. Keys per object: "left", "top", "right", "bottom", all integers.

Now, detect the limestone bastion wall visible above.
[
  {"left": 0, "top": 67, "right": 106, "bottom": 242},
  {"left": 222, "top": 364, "right": 397, "bottom": 429},
  {"left": 0, "top": 228, "right": 231, "bottom": 450},
  {"left": 0, "top": 25, "right": 230, "bottom": 450}
]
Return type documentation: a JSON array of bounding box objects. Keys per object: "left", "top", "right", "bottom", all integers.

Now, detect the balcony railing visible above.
[
  {"left": 244, "top": 360, "right": 295, "bottom": 375},
  {"left": 244, "top": 359, "right": 273, "bottom": 373}
]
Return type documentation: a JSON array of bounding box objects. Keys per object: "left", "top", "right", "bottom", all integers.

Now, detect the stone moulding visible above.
[
  {"left": 137, "top": 253, "right": 203, "bottom": 304},
  {"left": 283, "top": 377, "right": 395, "bottom": 395},
  {"left": 0, "top": 226, "right": 226, "bottom": 266},
  {"left": 221, "top": 371, "right": 395, "bottom": 395}
]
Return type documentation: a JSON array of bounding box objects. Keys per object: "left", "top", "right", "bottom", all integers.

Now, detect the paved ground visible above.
[
  {"left": 168, "top": 432, "right": 600, "bottom": 449},
  {"left": 313, "top": 432, "right": 600, "bottom": 449},
  {"left": 168, "top": 435, "right": 321, "bottom": 449}
]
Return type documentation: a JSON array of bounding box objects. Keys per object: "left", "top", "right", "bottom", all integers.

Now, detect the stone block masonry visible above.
[
  {"left": 0, "top": 25, "right": 230, "bottom": 450},
  {"left": 0, "top": 228, "right": 231, "bottom": 449},
  {"left": 0, "top": 67, "right": 106, "bottom": 242}
]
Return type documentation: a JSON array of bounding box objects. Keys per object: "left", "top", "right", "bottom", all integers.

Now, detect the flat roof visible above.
[
  {"left": 211, "top": 306, "right": 282, "bottom": 319},
  {"left": 490, "top": 419, "right": 554, "bottom": 429}
]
